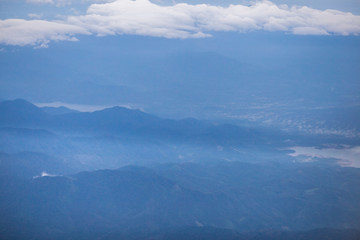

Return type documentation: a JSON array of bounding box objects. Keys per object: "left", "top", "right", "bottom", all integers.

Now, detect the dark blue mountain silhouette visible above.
[{"left": 0, "top": 99, "right": 47, "bottom": 127}]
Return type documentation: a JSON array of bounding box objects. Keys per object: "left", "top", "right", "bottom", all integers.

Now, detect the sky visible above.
[
  {"left": 0, "top": 0, "right": 360, "bottom": 129},
  {"left": 0, "top": 0, "right": 360, "bottom": 48}
]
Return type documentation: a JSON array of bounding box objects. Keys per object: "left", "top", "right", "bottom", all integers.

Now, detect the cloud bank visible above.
[
  {"left": 289, "top": 146, "right": 360, "bottom": 168},
  {"left": 1, "top": 0, "right": 360, "bottom": 47},
  {"left": 0, "top": 19, "right": 89, "bottom": 47}
]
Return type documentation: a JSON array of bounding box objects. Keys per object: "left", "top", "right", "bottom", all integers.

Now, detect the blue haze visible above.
[{"left": 1, "top": 2, "right": 360, "bottom": 239}]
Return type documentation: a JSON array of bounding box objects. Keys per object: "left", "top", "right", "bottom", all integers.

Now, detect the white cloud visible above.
[
  {"left": 2, "top": 0, "right": 360, "bottom": 46},
  {"left": 289, "top": 146, "right": 360, "bottom": 168},
  {"left": 66, "top": 0, "right": 360, "bottom": 38},
  {"left": 33, "top": 171, "right": 61, "bottom": 178},
  {"left": 0, "top": 19, "right": 89, "bottom": 47},
  {"left": 67, "top": 0, "right": 209, "bottom": 38},
  {"left": 292, "top": 27, "right": 329, "bottom": 35}
]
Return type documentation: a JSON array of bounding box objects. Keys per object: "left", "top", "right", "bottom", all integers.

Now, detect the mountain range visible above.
[
  {"left": 0, "top": 98, "right": 360, "bottom": 239},
  {"left": 1, "top": 98, "right": 358, "bottom": 174},
  {"left": 1, "top": 162, "right": 359, "bottom": 239}
]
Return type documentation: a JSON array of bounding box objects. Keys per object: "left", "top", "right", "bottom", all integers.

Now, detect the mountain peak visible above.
[
  {"left": 0, "top": 99, "right": 46, "bottom": 127},
  {"left": 0, "top": 98, "right": 40, "bottom": 110}
]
